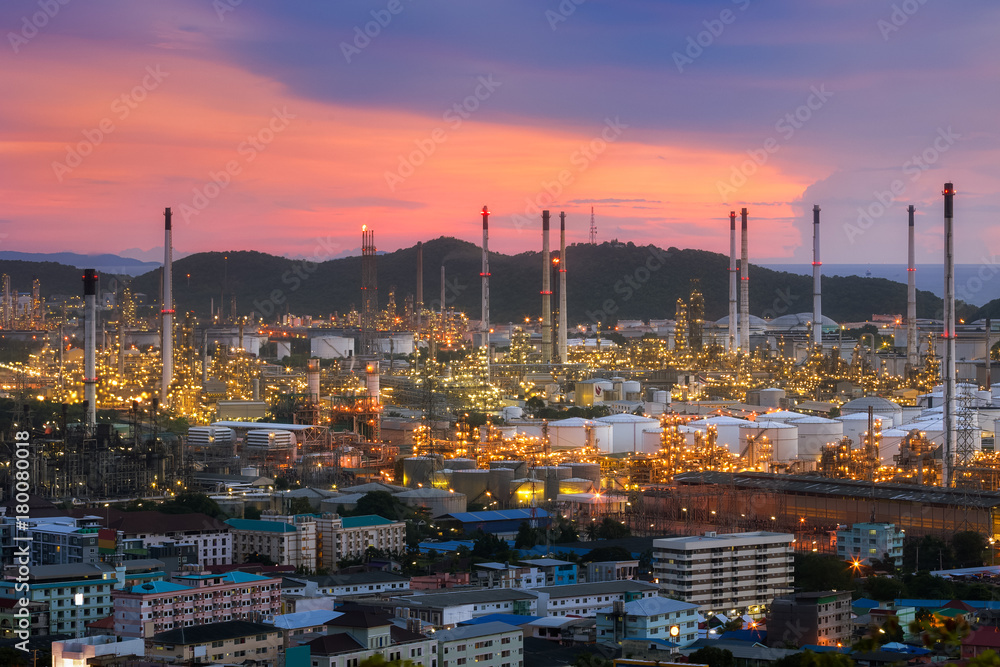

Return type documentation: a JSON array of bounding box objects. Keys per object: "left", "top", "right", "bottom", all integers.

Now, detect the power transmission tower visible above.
[{"left": 589, "top": 207, "right": 597, "bottom": 245}]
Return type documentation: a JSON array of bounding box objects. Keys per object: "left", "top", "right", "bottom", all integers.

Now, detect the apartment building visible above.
[
  {"left": 437, "top": 621, "right": 523, "bottom": 667},
  {"left": 836, "top": 523, "right": 904, "bottom": 567},
  {"left": 586, "top": 560, "right": 638, "bottom": 583},
  {"left": 107, "top": 511, "right": 232, "bottom": 567},
  {"left": 652, "top": 531, "right": 794, "bottom": 615},
  {"left": 596, "top": 596, "right": 700, "bottom": 647},
  {"left": 147, "top": 620, "right": 282, "bottom": 665},
  {"left": 373, "top": 589, "right": 539, "bottom": 628},
  {"left": 112, "top": 570, "right": 282, "bottom": 638},
  {"left": 226, "top": 516, "right": 318, "bottom": 570},
  {"left": 474, "top": 563, "right": 546, "bottom": 589},
  {"left": 306, "top": 612, "right": 438, "bottom": 667},
  {"left": 535, "top": 580, "right": 661, "bottom": 618},
  {"left": 520, "top": 559, "right": 578, "bottom": 586},
  {"left": 767, "top": 590, "right": 852, "bottom": 648}
]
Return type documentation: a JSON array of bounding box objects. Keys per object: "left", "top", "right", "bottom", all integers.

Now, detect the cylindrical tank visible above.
[
  {"left": 430, "top": 469, "right": 452, "bottom": 490},
  {"left": 738, "top": 421, "right": 798, "bottom": 462},
  {"left": 759, "top": 388, "right": 786, "bottom": 408},
  {"left": 653, "top": 390, "right": 668, "bottom": 404},
  {"left": 596, "top": 414, "right": 661, "bottom": 453},
  {"left": 561, "top": 462, "right": 601, "bottom": 490},
  {"left": 622, "top": 380, "right": 641, "bottom": 398},
  {"left": 789, "top": 416, "right": 843, "bottom": 461},
  {"left": 488, "top": 467, "right": 515, "bottom": 504},
  {"left": 245, "top": 429, "right": 296, "bottom": 454},
  {"left": 689, "top": 416, "right": 752, "bottom": 455},
  {"left": 497, "top": 426, "right": 517, "bottom": 439},
  {"left": 489, "top": 460, "right": 527, "bottom": 478},
  {"left": 187, "top": 426, "right": 235, "bottom": 450},
  {"left": 879, "top": 428, "right": 907, "bottom": 463},
  {"left": 530, "top": 466, "right": 570, "bottom": 501},
  {"left": 502, "top": 406, "right": 524, "bottom": 421},
  {"left": 836, "top": 413, "right": 891, "bottom": 448},
  {"left": 559, "top": 477, "right": 594, "bottom": 494},
  {"left": 511, "top": 478, "right": 544, "bottom": 506},
  {"left": 451, "top": 469, "right": 491, "bottom": 503},
  {"left": 444, "top": 458, "right": 476, "bottom": 471},
  {"left": 366, "top": 361, "right": 380, "bottom": 402},
  {"left": 403, "top": 456, "right": 435, "bottom": 488},
  {"left": 396, "top": 488, "right": 467, "bottom": 516},
  {"left": 307, "top": 359, "right": 320, "bottom": 403},
  {"left": 761, "top": 410, "right": 807, "bottom": 423}
]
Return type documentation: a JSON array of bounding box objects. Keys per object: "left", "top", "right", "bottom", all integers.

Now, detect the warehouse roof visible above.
[
  {"left": 402, "top": 588, "right": 537, "bottom": 607},
  {"left": 535, "top": 580, "right": 660, "bottom": 597},
  {"left": 442, "top": 509, "right": 550, "bottom": 523}
]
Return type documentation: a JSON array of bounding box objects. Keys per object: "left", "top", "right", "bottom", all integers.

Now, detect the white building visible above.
[
  {"left": 52, "top": 635, "right": 146, "bottom": 667},
  {"left": 107, "top": 511, "right": 232, "bottom": 567},
  {"left": 381, "top": 589, "right": 539, "bottom": 628},
  {"left": 535, "top": 580, "right": 662, "bottom": 618},
  {"left": 652, "top": 531, "right": 794, "bottom": 616},
  {"left": 320, "top": 514, "right": 407, "bottom": 566},
  {"left": 437, "top": 621, "right": 523, "bottom": 667},
  {"left": 226, "top": 515, "right": 318, "bottom": 570},
  {"left": 284, "top": 571, "right": 410, "bottom": 598},
  {"left": 474, "top": 563, "right": 547, "bottom": 589},
  {"left": 835, "top": 522, "right": 904, "bottom": 567},
  {"left": 596, "top": 596, "right": 700, "bottom": 647}
]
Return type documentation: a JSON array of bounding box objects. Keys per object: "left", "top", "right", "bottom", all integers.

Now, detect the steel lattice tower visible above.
[
  {"left": 360, "top": 225, "right": 378, "bottom": 357},
  {"left": 589, "top": 206, "right": 597, "bottom": 245}
]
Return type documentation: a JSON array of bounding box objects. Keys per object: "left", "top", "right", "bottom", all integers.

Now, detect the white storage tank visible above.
[
  {"left": 187, "top": 426, "right": 235, "bottom": 451},
  {"left": 622, "top": 380, "right": 642, "bottom": 399},
  {"left": 245, "top": 430, "right": 296, "bottom": 457},
  {"left": 560, "top": 477, "right": 595, "bottom": 494},
  {"left": 760, "top": 410, "right": 807, "bottom": 423},
  {"left": 502, "top": 406, "right": 524, "bottom": 421},
  {"left": 561, "top": 462, "right": 601, "bottom": 489},
  {"left": 451, "top": 469, "right": 491, "bottom": 503},
  {"left": 396, "top": 488, "right": 467, "bottom": 517},
  {"left": 653, "top": 390, "right": 669, "bottom": 404},
  {"left": 738, "top": 421, "right": 799, "bottom": 462},
  {"left": 759, "top": 388, "right": 786, "bottom": 408},
  {"left": 840, "top": 396, "right": 904, "bottom": 427},
  {"left": 837, "top": 413, "right": 891, "bottom": 448},
  {"left": 688, "top": 416, "right": 752, "bottom": 455},
  {"left": 530, "top": 466, "right": 570, "bottom": 501},
  {"left": 596, "top": 413, "right": 662, "bottom": 454},
  {"left": 488, "top": 467, "right": 515, "bottom": 504},
  {"left": 788, "top": 416, "right": 843, "bottom": 461},
  {"left": 511, "top": 478, "right": 544, "bottom": 506},
  {"left": 403, "top": 456, "right": 436, "bottom": 488},
  {"left": 443, "top": 458, "right": 477, "bottom": 471},
  {"left": 548, "top": 417, "right": 614, "bottom": 452}
]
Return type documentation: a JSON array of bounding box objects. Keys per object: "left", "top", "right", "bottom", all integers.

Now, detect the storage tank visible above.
[
  {"left": 548, "top": 417, "right": 613, "bottom": 451},
  {"left": 689, "top": 416, "right": 752, "bottom": 455},
  {"left": 761, "top": 410, "right": 807, "bottom": 423},
  {"left": 450, "top": 469, "right": 491, "bottom": 503},
  {"left": 788, "top": 416, "right": 843, "bottom": 461},
  {"left": 879, "top": 428, "right": 907, "bottom": 463},
  {"left": 443, "top": 458, "right": 476, "bottom": 471},
  {"left": 841, "top": 396, "right": 904, "bottom": 427},
  {"left": 837, "top": 413, "right": 891, "bottom": 448},
  {"left": 559, "top": 477, "right": 594, "bottom": 494},
  {"left": 403, "top": 456, "right": 436, "bottom": 488},
  {"left": 530, "top": 466, "right": 570, "bottom": 501},
  {"left": 430, "top": 469, "right": 452, "bottom": 490},
  {"left": 187, "top": 426, "right": 235, "bottom": 450},
  {"left": 596, "top": 414, "right": 661, "bottom": 454},
  {"left": 738, "top": 421, "right": 799, "bottom": 462},
  {"left": 561, "top": 461, "right": 602, "bottom": 489},
  {"left": 759, "top": 388, "right": 786, "bottom": 408},
  {"left": 641, "top": 428, "right": 663, "bottom": 455},
  {"left": 653, "top": 390, "right": 668, "bottom": 404},
  {"left": 489, "top": 460, "right": 527, "bottom": 478},
  {"left": 622, "top": 380, "right": 641, "bottom": 399},
  {"left": 396, "top": 488, "right": 467, "bottom": 517},
  {"left": 488, "top": 467, "right": 515, "bottom": 504},
  {"left": 502, "top": 406, "right": 524, "bottom": 421},
  {"left": 497, "top": 426, "right": 517, "bottom": 439},
  {"left": 511, "top": 478, "right": 544, "bottom": 506}
]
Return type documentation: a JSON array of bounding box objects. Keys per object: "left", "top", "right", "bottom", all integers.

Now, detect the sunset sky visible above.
[{"left": 2, "top": 0, "right": 999, "bottom": 264}]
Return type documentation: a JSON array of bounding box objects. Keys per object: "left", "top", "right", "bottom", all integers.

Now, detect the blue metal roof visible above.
[
  {"left": 444, "top": 509, "right": 550, "bottom": 523},
  {"left": 129, "top": 581, "right": 191, "bottom": 594},
  {"left": 460, "top": 614, "right": 541, "bottom": 626}
]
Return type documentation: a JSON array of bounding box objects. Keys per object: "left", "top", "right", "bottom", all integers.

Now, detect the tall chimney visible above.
[
  {"left": 161, "top": 207, "right": 174, "bottom": 405},
  {"left": 812, "top": 205, "right": 822, "bottom": 348},
  {"left": 739, "top": 208, "right": 750, "bottom": 350},
  {"left": 440, "top": 265, "right": 446, "bottom": 316},
  {"left": 558, "top": 212, "right": 568, "bottom": 364},
  {"left": 541, "top": 211, "right": 553, "bottom": 364},
  {"left": 416, "top": 241, "right": 423, "bottom": 331},
  {"left": 481, "top": 206, "right": 491, "bottom": 373},
  {"left": 307, "top": 358, "right": 320, "bottom": 403},
  {"left": 942, "top": 182, "right": 956, "bottom": 487},
  {"left": 728, "top": 211, "right": 738, "bottom": 352},
  {"left": 906, "top": 205, "right": 918, "bottom": 372},
  {"left": 83, "top": 269, "right": 98, "bottom": 429}
]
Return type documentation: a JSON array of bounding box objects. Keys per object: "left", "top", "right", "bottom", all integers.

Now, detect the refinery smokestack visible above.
[
  {"left": 739, "top": 208, "right": 749, "bottom": 350},
  {"left": 728, "top": 211, "right": 737, "bottom": 352},
  {"left": 481, "top": 206, "right": 491, "bottom": 373},
  {"left": 541, "top": 211, "right": 553, "bottom": 364},
  {"left": 812, "top": 205, "right": 822, "bottom": 348},
  {"left": 416, "top": 241, "right": 423, "bottom": 331},
  {"left": 906, "top": 205, "right": 918, "bottom": 372},
  {"left": 307, "top": 358, "right": 320, "bottom": 403},
  {"left": 942, "top": 183, "right": 956, "bottom": 487},
  {"left": 440, "top": 265, "right": 446, "bottom": 316},
  {"left": 161, "top": 207, "right": 174, "bottom": 405},
  {"left": 83, "top": 269, "right": 98, "bottom": 429},
  {"left": 559, "top": 211, "right": 568, "bottom": 364}
]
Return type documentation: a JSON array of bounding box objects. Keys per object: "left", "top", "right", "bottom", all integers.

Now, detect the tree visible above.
[
  {"left": 794, "top": 553, "right": 853, "bottom": 592},
  {"left": 968, "top": 650, "right": 1000, "bottom": 667},
  {"left": 582, "top": 546, "right": 633, "bottom": 563},
  {"left": 288, "top": 496, "right": 315, "bottom": 515},
  {"left": 572, "top": 653, "right": 612, "bottom": 667},
  {"left": 159, "top": 493, "right": 226, "bottom": 519},
  {"left": 0, "top": 648, "right": 27, "bottom": 666},
  {"left": 515, "top": 522, "right": 540, "bottom": 549},
  {"left": 246, "top": 552, "right": 276, "bottom": 566},
  {"left": 863, "top": 575, "right": 905, "bottom": 602},
  {"left": 800, "top": 651, "right": 853, "bottom": 667},
  {"left": 244, "top": 506, "right": 262, "bottom": 520},
  {"left": 689, "top": 646, "right": 734, "bottom": 667},
  {"left": 352, "top": 491, "right": 405, "bottom": 520},
  {"left": 952, "top": 530, "right": 988, "bottom": 568},
  {"left": 595, "top": 517, "right": 631, "bottom": 540}
]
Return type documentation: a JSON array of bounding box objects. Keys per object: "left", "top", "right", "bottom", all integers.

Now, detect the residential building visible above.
[
  {"left": 475, "top": 563, "right": 546, "bottom": 589},
  {"left": 0, "top": 560, "right": 163, "bottom": 638},
  {"left": 319, "top": 514, "right": 407, "bottom": 566},
  {"left": 147, "top": 620, "right": 281, "bottom": 665},
  {"left": 652, "top": 531, "right": 794, "bottom": 615},
  {"left": 51, "top": 635, "right": 145, "bottom": 667},
  {"left": 106, "top": 511, "right": 232, "bottom": 567},
  {"left": 0, "top": 597, "right": 49, "bottom": 640},
  {"left": 410, "top": 572, "right": 471, "bottom": 590},
  {"left": 767, "top": 591, "right": 852, "bottom": 648},
  {"left": 521, "top": 559, "right": 578, "bottom": 586},
  {"left": 307, "top": 612, "right": 438, "bottom": 667},
  {"left": 536, "top": 580, "right": 661, "bottom": 618},
  {"left": 963, "top": 626, "right": 1000, "bottom": 659},
  {"left": 596, "top": 597, "right": 699, "bottom": 647},
  {"left": 0, "top": 515, "right": 102, "bottom": 566},
  {"left": 437, "top": 509, "right": 550, "bottom": 539},
  {"left": 587, "top": 560, "right": 639, "bottom": 583},
  {"left": 437, "top": 621, "right": 523, "bottom": 667},
  {"left": 836, "top": 523, "right": 904, "bottom": 567},
  {"left": 226, "top": 515, "right": 318, "bottom": 570},
  {"left": 112, "top": 570, "right": 282, "bottom": 638},
  {"left": 373, "top": 589, "right": 540, "bottom": 627},
  {"left": 265, "top": 608, "right": 342, "bottom": 648},
  {"left": 284, "top": 571, "right": 410, "bottom": 598}
]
